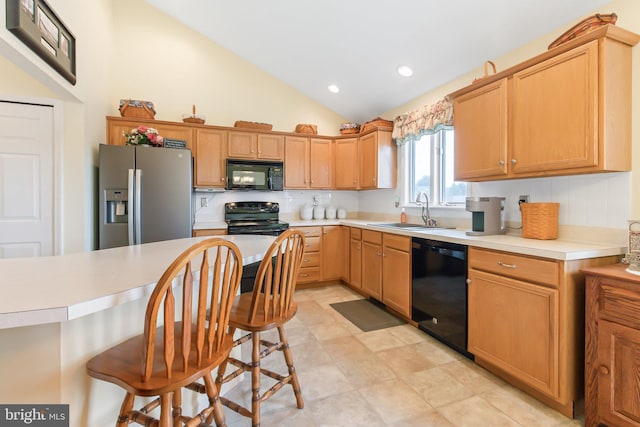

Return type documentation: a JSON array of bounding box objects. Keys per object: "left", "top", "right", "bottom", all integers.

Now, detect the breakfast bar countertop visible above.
[{"left": 0, "top": 235, "right": 275, "bottom": 330}]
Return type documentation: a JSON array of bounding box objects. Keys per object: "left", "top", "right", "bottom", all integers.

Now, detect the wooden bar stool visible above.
[
  {"left": 214, "top": 229, "right": 305, "bottom": 427},
  {"left": 86, "top": 238, "right": 243, "bottom": 427}
]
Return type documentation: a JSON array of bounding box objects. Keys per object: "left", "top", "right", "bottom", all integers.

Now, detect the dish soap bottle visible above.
[{"left": 400, "top": 208, "right": 407, "bottom": 223}]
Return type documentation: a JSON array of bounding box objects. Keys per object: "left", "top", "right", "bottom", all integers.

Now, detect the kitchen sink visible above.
[{"left": 371, "top": 223, "right": 455, "bottom": 230}]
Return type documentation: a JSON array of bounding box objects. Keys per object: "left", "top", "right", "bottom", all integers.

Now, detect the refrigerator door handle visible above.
[
  {"left": 128, "top": 169, "right": 135, "bottom": 245},
  {"left": 134, "top": 169, "right": 142, "bottom": 244}
]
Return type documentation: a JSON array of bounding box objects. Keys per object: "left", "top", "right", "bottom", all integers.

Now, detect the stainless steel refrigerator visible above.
[{"left": 98, "top": 144, "right": 193, "bottom": 249}]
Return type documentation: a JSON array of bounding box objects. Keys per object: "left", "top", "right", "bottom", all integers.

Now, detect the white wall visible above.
[{"left": 0, "top": 0, "right": 348, "bottom": 253}]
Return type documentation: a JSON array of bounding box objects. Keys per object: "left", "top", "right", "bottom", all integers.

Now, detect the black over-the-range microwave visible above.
[{"left": 225, "top": 159, "right": 284, "bottom": 191}]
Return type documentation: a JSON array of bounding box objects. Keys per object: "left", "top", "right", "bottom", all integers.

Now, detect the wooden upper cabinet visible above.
[
  {"left": 309, "top": 138, "right": 333, "bottom": 188},
  {"left": 257, "top": 134, "right": 284, "bottom": 160},
  {"left": 194, "top": 128, "right": 227, "bottom": 188},
  {"left": 453, "top": 78, "right": 508, "bottom": 180},
  {"left": 107, "top": 117, "right": 194, "bottom": 152},
  {"left": 511, "top": 41, "right": 598, "bottom": 175},
  {"left": 284, "top": 136, "right": 310, "bottom": 188},
  {"left": 227, "top": 131, "right": 256, "bottom": 158},
  {"left": 449, "top": 25, "right": 640, "bottom": 181},
  {"left": 334, "top": 137, "right": 358, "bottom": 189},
  {"left": 228, "top": 131, "right": 283, "bottom": 160},
  {"left": 359, "top": 130, "right": 395, "bottom": 189}
]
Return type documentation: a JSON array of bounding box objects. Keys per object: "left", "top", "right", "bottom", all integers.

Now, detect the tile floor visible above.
[{"left": 220, "top": 284, "right": 585, "bottom": 427}]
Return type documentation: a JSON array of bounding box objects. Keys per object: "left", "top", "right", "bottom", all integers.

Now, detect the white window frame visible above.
[{"left": 398, "top": 129, "right": 466, "bottom": 208}]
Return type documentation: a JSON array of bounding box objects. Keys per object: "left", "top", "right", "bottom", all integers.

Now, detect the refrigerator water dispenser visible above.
[{"left": 105, "top": 189, "right": 128, "bottom": 224}]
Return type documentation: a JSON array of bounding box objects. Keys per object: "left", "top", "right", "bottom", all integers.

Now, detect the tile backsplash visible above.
[
  {"left": 194, "top": 172, "right": 631, "bottom": 237},
  {"left": 193, "top": 189, "right": 359, "bottom": 223}
]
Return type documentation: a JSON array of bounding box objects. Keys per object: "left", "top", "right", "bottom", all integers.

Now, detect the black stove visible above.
[{"left": 225, "top": 201, "right": 289, "bottom": 236}]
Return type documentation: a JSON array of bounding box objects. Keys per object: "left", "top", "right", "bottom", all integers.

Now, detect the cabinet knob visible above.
[
  {"left": 220, "top": 178, "right": 224, "bottom": 181},
  {"left": 499, "top": 160, "right": 505, "bottom": 166},
  {"left": 599, "top": 365, "right": 610, "bottom": 375},
  {"left": 466, "top": 279, "right": 472, "bottom": 285},
  {"left": 511, "top": 158, "right": 517, "bottom": 164}
]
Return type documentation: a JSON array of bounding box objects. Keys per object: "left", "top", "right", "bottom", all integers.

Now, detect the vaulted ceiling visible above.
[{"left": 145, "top": 0, "right": 612, "bottom": 123}]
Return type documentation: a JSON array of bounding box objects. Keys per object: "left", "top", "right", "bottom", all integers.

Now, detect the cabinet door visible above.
[
  {"left": 194, "top": 129, "right": 227, "bottom": 187},
  {"left": 359, "top": 132, "right": 378, "bottom": 189},
  {"left": 154, "top": 124, "right": 194, "bottom": 151},
  {"left": 321, "top": 226, "right": 342, "bottom": 281},
  {"left": 453, "top": 78, "right": 508, "bottom": 180},
  {"left": 468, "top": 270, "right": 559, "bottom": 398},
  {"left": 107, "top": 122, "right": 134, "bottom": 146},
  {"left": 340, "top": 226, "right": 350, "bottom": 282},
  {"left": 361, "top": 241, "right": 382, "bottom": 300},
  {"left": 257, "top": 134, "right": 284, "bottom": 160},
  {"left": 382, "top": 245, "right": 410, "bottom": 317},
  {"left": 349, "top": 238, "right": 361, "bottom": 289},
  {"left": 228, "top": 131, "right": 257, "bottom": 158},
  {"left": 309, "top": 138, "right": 333, "bottom": 188},
  {"left": 597, "top": 319, "right": 640, "bottom": 427},
  {"left": 284, "top": 136, "right": 309, "bottom": 188},
  {"left": 335, "top": 138, "right": 358, "bottom": 189},
  {"left": 511, "top": 41, "right": 598, "bottom": 174},
  {"left": 107, "top": 119, "right": 194, "bottom": 152}
]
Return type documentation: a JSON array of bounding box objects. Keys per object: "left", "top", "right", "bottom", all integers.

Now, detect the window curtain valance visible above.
[{"left": 392, "top": 97, "right": 453, "bottom": 146}]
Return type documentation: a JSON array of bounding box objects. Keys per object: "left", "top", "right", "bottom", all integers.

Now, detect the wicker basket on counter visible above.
[{"left": 521, "top": 203, "right": 559, "bottom": 240}]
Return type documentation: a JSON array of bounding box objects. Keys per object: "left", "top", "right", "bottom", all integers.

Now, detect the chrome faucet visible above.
[{"left": 415, "top": 192, "right": 437, "bottom": 227}]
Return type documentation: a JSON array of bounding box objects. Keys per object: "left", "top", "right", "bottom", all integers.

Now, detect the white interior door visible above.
[{"left": 0, "top": 101, "right": 54, "bottom": 258}]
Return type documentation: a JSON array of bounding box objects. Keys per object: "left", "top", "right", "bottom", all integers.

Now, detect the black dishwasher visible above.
[{"left": 412, "top": 238, "right": 472, "bottom": 359}]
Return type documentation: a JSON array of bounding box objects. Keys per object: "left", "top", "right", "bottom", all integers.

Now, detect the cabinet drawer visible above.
[
  {"left": 295, "top": 226, "right": 322, "bottom": 238},
  {"left": 303, "top": 236, "right": 321, "bottom": 253},
  {"left": 297, "top": 266, "right": 321, "bottom": 283},
  {"left": 300, "top": 252, "right": 320, "bottom": 268},
  {"left": 362, "top": 230, "right": 382, "bottom": 245},
  {"left": 469, "top": 247, "right": 559, "bottom": 287},
  {"left": 383, "top": 233, "right": 410, "bottom": 252},
  {"left": 351, "top": 227, "right": 362, "bottom": 239},
  {"left": 600, "top": 282, "right": 640, "bottom": 328}
]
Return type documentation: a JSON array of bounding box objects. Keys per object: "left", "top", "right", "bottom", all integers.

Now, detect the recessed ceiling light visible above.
[
  {"left": 397, "top": 65, "right": 413, "bottom": 77},
  {"left": 328, "top": 84, "right": 340, "bottom": 93}
]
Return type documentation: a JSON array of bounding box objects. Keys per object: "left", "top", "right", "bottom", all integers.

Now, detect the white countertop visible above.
[
  {"left": 341, "top": 220, "right": 625, "bottom": 261},
  {"left": 194, "top": 219, "right": 625, "bottom": 261},
  {"left": 0, "top": 235, "right": 275, "bottom": 330}
]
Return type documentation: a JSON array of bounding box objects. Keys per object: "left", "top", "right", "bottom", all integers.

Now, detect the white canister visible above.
[
  {"left": 300, "top": 205, "right": 313, "bottom": 220},
  {"left": 337, "top": 208, "right": 347, "bottom": 219},
  {"left": 313, "top": 206, "right": 325, "bottom": 220},
  {"left": 325, "top": 206, "right": 336, "bottom": 219}
]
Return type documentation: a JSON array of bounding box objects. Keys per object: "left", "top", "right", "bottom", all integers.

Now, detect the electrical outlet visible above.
[
  {"left": 200, "top": 197, "right": 208, "bottom": 208},
  {"left": 518, "top": 195, "right": 529, "bottom": 210}
]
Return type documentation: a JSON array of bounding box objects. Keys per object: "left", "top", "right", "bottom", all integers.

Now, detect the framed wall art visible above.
[{"left": 6, "top": 0, "right": 76, "bottom": 85}]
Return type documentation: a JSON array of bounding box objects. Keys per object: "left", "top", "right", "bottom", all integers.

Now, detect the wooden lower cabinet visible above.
[
  {"left": 381, "top": 234, "right": 411, "bottom": 318},
  {"left": 322, "top": 225, "right": 343, "bottom": 281},
  {"left": 468, "top": 247, "right": 619, "bottom": 418},
  {"left": 349, "top": 228, "right": 362, "bottom": 289},
  {"left": 361, "top": 230, "right": 383, "bottom": 299},
  {"left": 468, "top": 268, "right": 559, "bottom": 397},
  {"left": 295, "top": 226, "right": 322, "bottom": 283},
  {"left": 584, "top": 264, "right": 640, "bottom": 427},
  {"left": 358, "top": 230, "right": 411, "bottom": 317}
]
